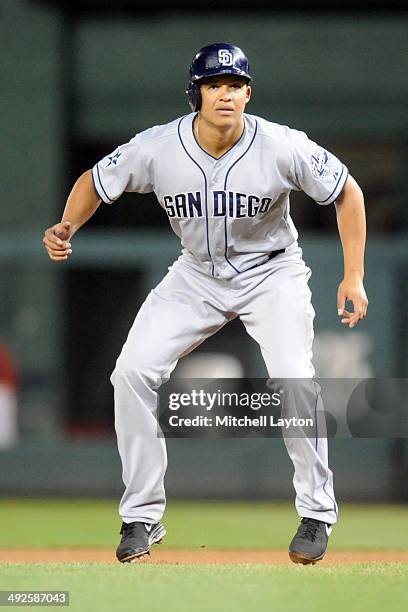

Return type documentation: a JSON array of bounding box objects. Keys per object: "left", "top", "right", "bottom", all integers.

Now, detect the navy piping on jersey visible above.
[
  {"left": 94, "top": 163, "right": 115, "bottom": 203},
  {"left": 315, "top": 164, "right": 348, "bottom": 204},
  {"left": 191, "top": 113, "right": 247, "bottom": 161},
  {"left": 223, "top": 220, "right": 239, "bottom": 272},
  {"left": 222, "top": 119, "right": 258, "bottom": 273},
  {"left": 177, "top": 116, "right": 214, "bottom": 276}
]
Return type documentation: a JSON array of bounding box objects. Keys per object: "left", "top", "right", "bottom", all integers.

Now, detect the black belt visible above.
[
  {"left": 267, "top": 248, "right": 285, "bottom": 261},
  {"left": 247, "top": 248, "right": 285, "bottom": 271}
]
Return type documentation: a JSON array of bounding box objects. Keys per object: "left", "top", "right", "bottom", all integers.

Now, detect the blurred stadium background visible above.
[{"left": 0, "top": 0, "right": 407, "bottom": 505}]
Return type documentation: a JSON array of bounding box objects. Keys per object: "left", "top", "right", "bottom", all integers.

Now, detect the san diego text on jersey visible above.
[{"left": 163, "top": 190, "right": 274, "bottom": 219}]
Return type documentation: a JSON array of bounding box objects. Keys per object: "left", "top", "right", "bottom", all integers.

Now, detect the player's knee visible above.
[
  {"left": 110, "top": 354, "right": 157, "bottom": 389},
  {"left": 111, "top": 360, "right": 144, "bottom": 386},
  {"left": 266, "top": 358, "right": 314, "bottom": 379}
]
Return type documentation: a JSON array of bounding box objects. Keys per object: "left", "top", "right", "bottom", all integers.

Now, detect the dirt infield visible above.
[{"left": 1, "top": 549, "right": 408, "bottom": 564}]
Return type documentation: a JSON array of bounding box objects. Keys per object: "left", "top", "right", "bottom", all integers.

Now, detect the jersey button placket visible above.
[{"left": 208, "top": 166, "right": 224, "bottom": 275}]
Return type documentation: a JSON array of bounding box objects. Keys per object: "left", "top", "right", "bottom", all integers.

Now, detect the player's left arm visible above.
[{"left": 335, "top": 175, "right": 368, "bottom": 328}]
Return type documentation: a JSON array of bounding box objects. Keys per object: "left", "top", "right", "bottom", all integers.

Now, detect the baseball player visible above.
[{"left": 43, "top": 43, "right": 368, "bottom": 565}]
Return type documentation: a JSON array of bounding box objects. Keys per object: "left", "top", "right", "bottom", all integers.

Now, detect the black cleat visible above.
[
  {"left": 289, "top": 518, "right": 332, "bottom": 565},
  {"left": 116, "top": 521, "right": 166, "bottom": 563}
]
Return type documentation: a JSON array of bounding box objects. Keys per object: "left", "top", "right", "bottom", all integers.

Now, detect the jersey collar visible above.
[
  {"left": 178, "top": 113, "right": 251, "bottom": 168},
  {"left": 191, "top": 113, "right": 246, "bottom": 161}
]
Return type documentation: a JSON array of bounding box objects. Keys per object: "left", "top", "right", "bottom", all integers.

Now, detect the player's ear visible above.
[{"left": 245, "top": 85, "right": 252, "bottom": 104}]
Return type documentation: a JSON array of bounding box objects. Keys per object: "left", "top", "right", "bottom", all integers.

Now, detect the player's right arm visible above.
[{"left": 43, "top": 170, "right": 101, "bottom": 262}]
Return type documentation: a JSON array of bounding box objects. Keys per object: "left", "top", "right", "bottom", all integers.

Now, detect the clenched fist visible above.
[{"left": 43, "top": 221, "right": 73, "bottom": 262}]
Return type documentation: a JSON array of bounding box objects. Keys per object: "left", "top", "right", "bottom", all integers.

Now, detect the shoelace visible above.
[
  {"left": 120, "top": 522, "right": 137, "bottom": 535},
  {"left": 301, "top": 518, "right": 320, "bottom": 542},
  {"left": 120, "top": 522, "right": 152, "bottom": 536}
]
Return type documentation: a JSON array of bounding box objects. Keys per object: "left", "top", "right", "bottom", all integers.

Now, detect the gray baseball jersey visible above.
[
  {"left": 92, "top": 113, "right": 348, "bottom": 279},
  {"left": 97, "top": 113, "right": 341, "bottom": 527}
]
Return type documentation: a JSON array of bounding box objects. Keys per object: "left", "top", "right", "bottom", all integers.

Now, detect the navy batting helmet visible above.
[{"left": 186, "top": 43, "right": 252, "bottom": 112}]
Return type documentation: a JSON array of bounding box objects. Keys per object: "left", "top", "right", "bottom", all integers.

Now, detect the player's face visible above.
[{"left": 199, "top": 75, "right": 251, "bottom": 128}]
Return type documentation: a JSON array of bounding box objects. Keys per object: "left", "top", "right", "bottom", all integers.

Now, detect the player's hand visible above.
[
  {"left": 337, "top": 275, "right": 368, "bottom": 328},
  {"left": 43, "top": 221, "right": 73, "bottom": 262}
]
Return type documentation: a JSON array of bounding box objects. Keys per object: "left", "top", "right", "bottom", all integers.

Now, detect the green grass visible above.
[
  {"left": 0, "top": 562, "right": 407, "bottom": 612},
  {"left": 0, "top": 500, "right": 407, "bottom": 612},
  {"left": 0, "top": 499, "right": 407, "bottom": 550}
]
